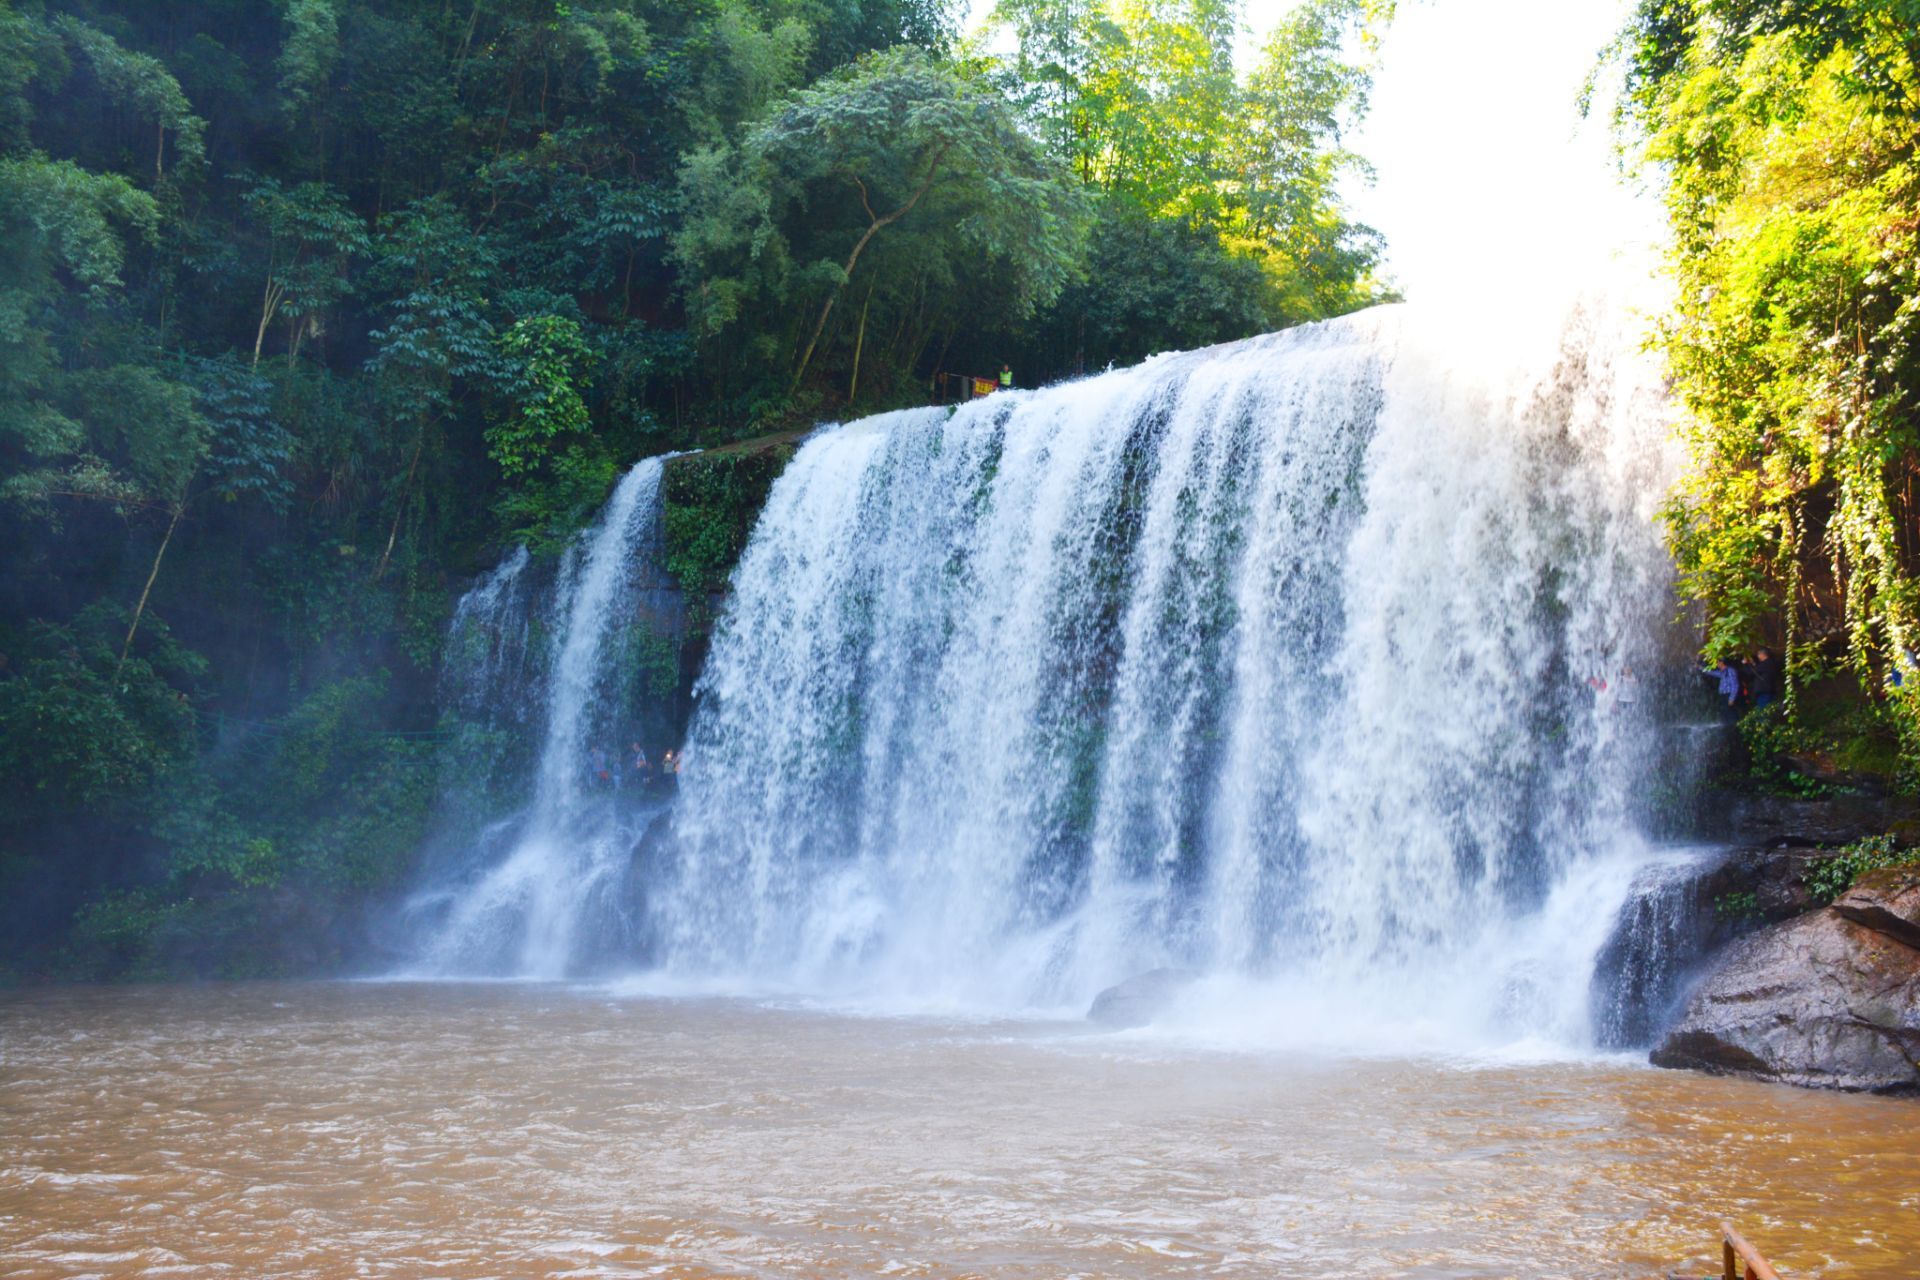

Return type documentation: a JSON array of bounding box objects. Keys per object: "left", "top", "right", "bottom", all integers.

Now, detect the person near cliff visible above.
[
  {"left": 1613, "top": 665, "right": 1641, "bottom": 713},
  {"left": 1750, "top": 647, "right": 1784, "bottom": 709},
  {"left": 999, "top": 364, "right": 1013, "bottom": 390},
  {"left": 1707, "top": 657, "right": 1740, "bottom": 717}
]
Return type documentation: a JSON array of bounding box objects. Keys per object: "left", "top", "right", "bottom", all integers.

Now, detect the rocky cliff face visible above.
[{"left": 1651, "top": 868, "right": 1920, "bottom": 1094}]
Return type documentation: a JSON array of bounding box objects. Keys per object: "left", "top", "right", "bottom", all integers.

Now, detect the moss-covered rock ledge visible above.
[{"left": 660, "top": 430, "right": 809, "bottom": 610}]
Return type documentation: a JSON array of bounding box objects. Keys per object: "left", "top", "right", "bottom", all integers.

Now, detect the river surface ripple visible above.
[{"left": 2, "top": 982, "right": 1917, "bottom": 1278}]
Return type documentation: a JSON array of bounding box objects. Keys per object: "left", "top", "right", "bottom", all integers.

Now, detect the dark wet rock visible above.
[
  {"left": 1834, "top": 866, "right": 1920, "bottom": 951},
  {"left": 1651, "top": 909, "right": 1920, "bottom": 1094},
  {"left": 1087, "top": 968, "right": 1198, "bottom": 1029},
  {"left": 1726, "top": 793, "right": 1920, "bottom": 849},
  {"left": 1695, "top": 845, "right": 1822, "bottom": 922},
  {"left": 1590, "top": 854, "right": 1726, "bottom": 1049},
  {"left": 1647, "top": 722, "right": 1742, "bottom": 839},
  {"left": 1662, "top": 791, "right": 1920, "bottom": 931}
]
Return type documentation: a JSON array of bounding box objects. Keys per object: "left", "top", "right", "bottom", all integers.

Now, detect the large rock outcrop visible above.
[{"left": 1651, "top": 888, "right": 1920, "bottom": 1093}]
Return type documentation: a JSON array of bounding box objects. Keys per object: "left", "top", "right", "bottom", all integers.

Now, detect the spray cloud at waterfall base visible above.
[
  {"left": 403, "top": 296, "right": 1702, "bottom": 1056},
  {"left": 397, "top": 457, "right": 684, "bottom": 979}
]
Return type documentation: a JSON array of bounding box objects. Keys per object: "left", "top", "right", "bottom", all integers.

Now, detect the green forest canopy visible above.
[
  {"left": 1612, "top": 0, "right": 1920, "bottom": 779},
  {"left": 0, "top": 0, "right": 1392, "bottom": 978},
  {"left": 13, "top": 0, "right": 1919, "bottom": 981}
]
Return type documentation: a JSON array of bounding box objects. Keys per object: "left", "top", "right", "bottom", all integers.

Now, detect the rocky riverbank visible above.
[{"left": 1647, "top": 793, "right": 1920, "bottom": 1095}]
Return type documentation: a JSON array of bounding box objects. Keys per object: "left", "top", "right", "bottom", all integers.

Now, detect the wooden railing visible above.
[{"left": 1721, "top": 1221, "right": 1782, "bottom": 1280}]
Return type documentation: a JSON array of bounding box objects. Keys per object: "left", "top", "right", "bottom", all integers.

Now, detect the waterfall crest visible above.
[{"left": 657, "top": 301, "right": 1679, "bottom": 1022}]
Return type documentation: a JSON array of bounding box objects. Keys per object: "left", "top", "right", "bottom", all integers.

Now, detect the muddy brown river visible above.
[{"left": 2, "top": 982, "right": 1917, "bottom": 1278}]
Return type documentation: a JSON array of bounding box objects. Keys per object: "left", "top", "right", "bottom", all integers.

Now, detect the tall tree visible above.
[
  {"left": 674, "top": 47, "right": 1087, "bottom": 397},
  {"left": 1614, "top": 0, "right": 1920, "bottom": 760},
  {"left": 989, "top": 0, "right": 1390, "bottom": 378}
]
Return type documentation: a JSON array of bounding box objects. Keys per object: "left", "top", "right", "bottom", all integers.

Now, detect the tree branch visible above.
[{"left": 790, "top": 140, "right": 953, "bottom": 392}]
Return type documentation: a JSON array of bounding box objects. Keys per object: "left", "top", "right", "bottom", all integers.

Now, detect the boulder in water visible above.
[
  {"left": 1650, "top": 908, "right": 1920, "bottom": 1094},
  {"left": 1087, "top": 968, "right": 1198, "bottom": 1029}
]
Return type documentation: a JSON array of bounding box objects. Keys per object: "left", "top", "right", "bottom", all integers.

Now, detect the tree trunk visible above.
[
  {"left": 791, "top": 146, "right": 950, "bottom": 393},
  {"left": 847, "top": 286, "right": 873, "bottom": 405},
  {"left": 117, "top": 502, "right": 185, "bottom": 678},
  {"left": 453, "top": 1, "right": 481, "bottom": 66},
  {"left": 906, "top": 323, "right": 936, "bottom": 384},
  {"left": 375, "top": 428, "right": 429, "bottom": 579},
  {"left": 929, "top": 324, "right": 956, "bottom": 385},
  {"left": 885, "top": 274, "right": 923, "bottom": 365},
  {"left": 253, "top": 278, "right": 286, "bottom": 369}
]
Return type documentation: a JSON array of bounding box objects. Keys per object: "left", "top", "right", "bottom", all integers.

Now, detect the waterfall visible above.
[
  {"left": 401, "top": 456, "right": 680, "bottom": 978},
  {"left": 655, "top": 299, "right": 1681, "bottom": 1023},
  {"left": 1589, "top": 848, "right": 1724, "bottom": 1049}
]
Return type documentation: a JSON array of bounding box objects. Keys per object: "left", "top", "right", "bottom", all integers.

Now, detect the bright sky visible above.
[{"left": 965, "top": 0, "right": 1663, "bottom": 305}]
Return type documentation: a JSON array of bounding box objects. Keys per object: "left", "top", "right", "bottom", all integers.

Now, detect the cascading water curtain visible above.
[
  {"left": 404, "top": 456, "right": 683, "bottom": 978},
  {"left": 659, "top": 302, "right": 1676, "bottom": 1015}
]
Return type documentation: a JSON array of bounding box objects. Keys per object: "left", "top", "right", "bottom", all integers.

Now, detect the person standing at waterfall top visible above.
[
  {"left": 1751, "top": 647, "right": 1785, "bottom": 709},
  {"left": 999, "top": 364, "right": 1013, "bottom": 389}
]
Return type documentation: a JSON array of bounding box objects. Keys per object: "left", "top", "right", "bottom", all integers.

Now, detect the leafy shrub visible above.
[
  {"left": 1738, "top": 704, "right": 1831, "bottom": 798},
  {"left": 661, "top": 442, "right": 798, "bottom": 602},
  {"left": 0, "top": 613, "right": 197, "bottom": 821},
  {"left": 56, "top": 673, "right": 447, "bottom": 978},
  {"left": 1805, "top": 834, "right": 1920, "bottom": 904},
  {"left": 66, "top": 889, "right": 176, "bottom": 979}
]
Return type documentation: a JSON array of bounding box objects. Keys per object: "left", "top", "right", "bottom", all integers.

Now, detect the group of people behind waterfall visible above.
[
  {"left": 1704, "top": 646, "right": 1784, "bottom": 720},
  {"left": 588, "top": 742, "right": 681, "bottom": 790},
  {"left": 1585, "top": 664, "right": 1642, "bottom": 712}
]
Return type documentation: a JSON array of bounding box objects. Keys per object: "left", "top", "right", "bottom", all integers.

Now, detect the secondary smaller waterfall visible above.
[
  {"left": 400, "top": 456, "right": 680, "bottom": 977},
  {"left": 1589, "top": 847, "right": 1724, "bottom": 1048}
]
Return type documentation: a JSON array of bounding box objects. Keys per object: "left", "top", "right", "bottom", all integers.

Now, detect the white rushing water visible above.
[
  {"left": 654, "top": 298, "right": 1682, "bottom": 1035},
  {"left": 405, "top": 457, "right": 676, "bottom": 978}
]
